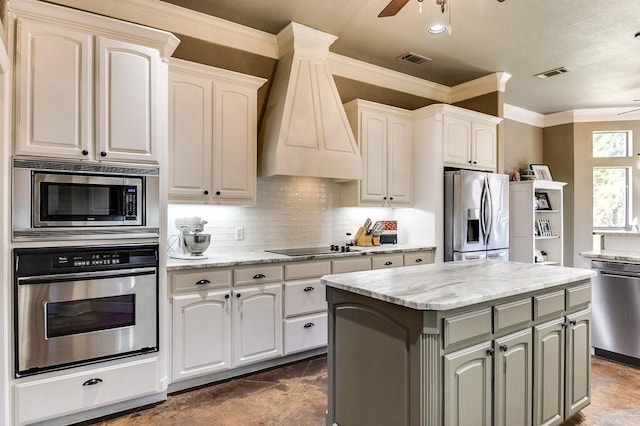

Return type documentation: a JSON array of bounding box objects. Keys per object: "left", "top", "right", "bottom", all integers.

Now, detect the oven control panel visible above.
[{"left": 55, "top": 252, "right": 129, "bottom": 268}]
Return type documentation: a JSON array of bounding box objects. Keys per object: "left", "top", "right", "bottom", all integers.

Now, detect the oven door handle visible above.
[{"left": 17, "top": 267, "right": 157, "bottom": 285}]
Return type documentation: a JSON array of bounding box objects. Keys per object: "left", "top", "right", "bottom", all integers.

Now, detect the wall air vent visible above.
[
  {"left": 533, "top": 67, "right": 569, "bottom": 79},
  {"left": 397, "top": 52, "right": 432, "bottom": 65}
]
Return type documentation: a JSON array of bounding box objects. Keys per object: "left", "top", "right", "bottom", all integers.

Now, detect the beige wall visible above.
[{"left": 503, "top": 119, "right": 543, "bottom": 176}]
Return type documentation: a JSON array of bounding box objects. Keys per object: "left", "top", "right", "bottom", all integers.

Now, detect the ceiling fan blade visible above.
[
  {"left": 618, "top": 107, "right": 640, "bottom": 115},
  {"left": 378, "top": 0, "right": 411, "bottom": 17}
]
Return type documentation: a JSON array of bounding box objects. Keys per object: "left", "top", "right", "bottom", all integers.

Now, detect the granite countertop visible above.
[
  {"left": 321, "top": 260, "right": 595, "bottom": 311},
  {"left": 166, "top": 244, "right": 436, "bottom": 271},
  {"left": 580, "top": 249, "right": 640, "bottom": 263}
]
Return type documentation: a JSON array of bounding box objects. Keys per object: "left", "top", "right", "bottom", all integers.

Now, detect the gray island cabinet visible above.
[{"left": 321, "top": 260, "right": 595, "bottom": 426}]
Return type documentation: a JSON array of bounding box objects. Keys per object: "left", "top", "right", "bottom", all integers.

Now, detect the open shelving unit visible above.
[{"left": 509, "top": 180, "right": 567, "bottom": 265}]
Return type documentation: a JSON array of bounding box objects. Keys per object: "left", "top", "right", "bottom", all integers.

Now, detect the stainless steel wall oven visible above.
[
  {"left": 12, "top": 157, "right": 159, "bottom": 241},
  {"left": 14, "top": 244, "right": 159, "bottom": 377}
]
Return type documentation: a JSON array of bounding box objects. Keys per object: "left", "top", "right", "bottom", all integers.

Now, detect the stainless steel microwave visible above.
[{"left": 12, "top": 158, "right": 159, "bottom": 241}]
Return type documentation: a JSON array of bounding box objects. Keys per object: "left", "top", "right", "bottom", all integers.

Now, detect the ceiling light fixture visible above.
[{"left": 425, "top": 0, "right": 451, "bottom": 36}]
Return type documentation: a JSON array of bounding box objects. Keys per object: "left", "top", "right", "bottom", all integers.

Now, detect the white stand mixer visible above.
[{"left": 169, "top": 217, "right": 211, "bottom": 259}]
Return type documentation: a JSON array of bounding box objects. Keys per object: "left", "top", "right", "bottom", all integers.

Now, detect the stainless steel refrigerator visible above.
[{"left": 444, "top": 170, "right": 510, "bottom": 261}]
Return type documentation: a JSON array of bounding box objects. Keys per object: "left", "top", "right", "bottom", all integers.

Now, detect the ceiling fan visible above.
[
  {"left": 378, "top": 0, "right": 505, "bottom": 18},
  {"left": 617, "top": 101, "right": 640, "bottom": 116}
]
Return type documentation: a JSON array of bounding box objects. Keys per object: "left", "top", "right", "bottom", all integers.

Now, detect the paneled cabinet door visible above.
[
  {"left": 533, "top": 318, "right": 566, "bottom": 426},
  {"left": 14, "top": 19, "right": 92, "bottom": 159},
  {"left": 232, "top": 284, "right": 283, "bottom": 367},
  {"left": 444, "top": 341, "right": 493, "bottom": 426},
  {"left": 565, "top": 308, "right": 591, "bottom": 419},
  {"left": 494, "top": 328, "right": 533, "bottom": 426},
  {"left": 387, "top": 115, "right": 413, "bottom": 205},
  {"left": 442, "top": 114, "right": 472, "bottom": 166},
  {"left": 96, "top": 37, "right": 160, "bottom": 163},
  {"left": 471, "top": 122, "right": 497, "bottom": 170},
  {"left": 168, "top": 72, "right": 213, "bottom": 199},
  {"left": 212, "top": 80, "right": 257, "bottom": 202},
  {"left": 172, "top": 290, "right": 232, "bottom": 381},
  {"left": 359, "top": 109, "right": 387, "bottom": 203}
]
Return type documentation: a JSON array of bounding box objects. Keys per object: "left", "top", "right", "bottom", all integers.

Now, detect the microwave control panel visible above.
[{"left": 124, "top": 186, "right": 138, "bottom": 219}]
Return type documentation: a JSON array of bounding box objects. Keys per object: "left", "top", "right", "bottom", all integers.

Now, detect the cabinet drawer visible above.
[
  {"left": 404, "top": 250, "right": 434, "bottom": 266},
  {"left": 533, "top": 290, "right": 565, "bottom": 320},
  {"left": 443, "top": 308, "right": 492, "bottom": 349},
  {"left": 171, "top": 269, "right": 232, "bottom": 292},
  {"left": 284, "top": 279, "right": 327, "bottom": 317},
  {"left": 284, "top": 261, "right": 331, "bottom": 280},
  {"left": 284, "top": 312, "right": 328, "bottom": 355},
  {"left": 494, "top": 298, "right": 532, "bottom": 332},
  {"left": 566, "top": 283, "right": 591, "bottom": 309},
  {"left": 15, "top": 357, "right": 159, "bottom": 425},
  {"left": 235, "top": 264, "right": 283, "bottom": 285},
  {"left": 371, "top": 254, "right": 404, "bottom": 270},
  {"left": 332, "top": 257, "right": 371, "bottom": 273}
]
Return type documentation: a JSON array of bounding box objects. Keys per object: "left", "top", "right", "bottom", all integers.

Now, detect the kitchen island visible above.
[{"left": 321, "top": 260, "right": 595, "bottom": 426}]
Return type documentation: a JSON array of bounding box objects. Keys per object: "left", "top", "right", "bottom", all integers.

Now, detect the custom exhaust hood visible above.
[{"left": 259, "top": 23, "right": 362, "bottom": 180}]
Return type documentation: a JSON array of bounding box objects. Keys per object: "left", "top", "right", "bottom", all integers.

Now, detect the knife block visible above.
[{"left": 356, "top": 233, "right": 373, "bottom": 247}]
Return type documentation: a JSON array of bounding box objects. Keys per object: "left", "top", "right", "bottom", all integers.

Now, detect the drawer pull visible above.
[
  {"left": 499, "top": 344, "right": 509, "bottom": 352},
  {"left": 303, "top": 322, "right": 315, "bottom": 328},
  {"left": 195, "top": 279, "right": 211, "bottom": 286},
  {"left": 303, "top": 286, "right": 315, "bottom": 292},
  {"left": 569, "top": 319, "right": 577, "bottom": 326},
  {"left": 414, "top": 258, "right": 423, "bottom": 263},
  {"left": 82, "top": 378, "right": 103, "bottom": 387},
  {"left": 384, "top": 261, "right": 393, "bottom": 266},
  {"left": 253, "top": 273, "right": 266, "bottom": 279}
]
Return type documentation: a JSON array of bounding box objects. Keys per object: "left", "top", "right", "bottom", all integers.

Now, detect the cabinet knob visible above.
[
  {"left": 303, "top": 286, "right": 315, "bottom": 292},
  {"left": 383, "top": 196, "right": 387, "bottom": 200},
  {"left": 569, "top": 319, "right": 577, "bottom": 326},
  {"left": 216, "top": 191, "right": 221, "bottom": 196},
  {"left": 303, "top": 322, "right": 315, "bottom": 328},
  {"left": 468, "top": 160, "right": 472, "bottom": 164},
  {"left": 415, "top": 258, "right": 423, "bottom": 263},
  {"left": 82, "top": 378, "right": 103, "bottom": 387},
  {"left": 81, "top": 149, "right": 88, "bottom": 156},
  {"left": 253, "top": 273, "right": 266, "bottom": 279},
  {"left": 389, "top": 197, "right": 394, "bottom": 200},
  {"left": 499, "top": 344, "right": 508, "bottom": 352},
  {"left": 384, "top": 261, "right": 393, "bottom": 266},
  {"left": 486, "top": 348, "right": 495, "bottom": 356},
  {"left": 204, "top": 190, "right": 209, "bottom": 195},
  {"left": 236, "top": 293, "right": 241, "bottom": 298},
  {"left": 224, "top": 294, "right": 230, "bottom": 299},
  {"left": 195, "top": 279, "right": 211, "bottom": 286},
  {"left": 100, "top": 151, "right": 107, "bottom": 157},
  {"left": 473, "top": 161, "right": 477, "bottom": 164}
]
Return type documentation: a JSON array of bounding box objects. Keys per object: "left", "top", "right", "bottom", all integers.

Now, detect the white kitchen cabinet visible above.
[
  {"left": 10, "top": 1, "right": 178, "bottom": 163},
  {"left": 510, "top": 180, "right": 567, "bottom": 266},
  {"left": 168, "top": 59, "right": 266, "bottom": 205},
  {"left": 232, "top": 284, "right": 283, "bottom": 367},
  {"left": 443, "top": 110, "right": 498, "bottom": 171},
  {"left": 341, "top": 99, "right": 413, "bottom": 207},
  {"left": 172, "top": 290, "right": 232, "bottom": 380}
]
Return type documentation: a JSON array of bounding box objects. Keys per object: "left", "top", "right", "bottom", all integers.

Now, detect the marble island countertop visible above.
[
  {"left": 580, "top": 249, "right": 640, "bottom": 263},
  {"left": 321, "top": 260, "right": 595, "bottom": 311},
  {"left": 167, "top": 244, "right": 436, "bottom": 271}
]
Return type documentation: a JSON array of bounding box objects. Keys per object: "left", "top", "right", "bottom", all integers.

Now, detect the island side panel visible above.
[{"left": 326, "top": 287, "right": 425, "bottom": 426}]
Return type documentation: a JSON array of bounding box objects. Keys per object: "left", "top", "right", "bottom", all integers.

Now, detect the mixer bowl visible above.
[{"left": 183, "top": 233, "right": 211, "bottom": 255}]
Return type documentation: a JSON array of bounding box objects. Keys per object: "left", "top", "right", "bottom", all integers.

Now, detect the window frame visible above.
[{"left": 592, "top": 166, "right": 632, "bottom": 230}]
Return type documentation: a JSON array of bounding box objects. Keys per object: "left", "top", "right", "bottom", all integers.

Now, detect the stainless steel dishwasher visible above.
[{"left": 591, "top": 260, "right": 640, "bottom": 365}]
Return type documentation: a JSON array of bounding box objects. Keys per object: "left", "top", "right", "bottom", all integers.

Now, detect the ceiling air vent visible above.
[
  {"left": 534, "top": 66, "right": 569, "bottom": 79},
  {"left": 397, "top": 52, "right": 432, "bottom": 65}
]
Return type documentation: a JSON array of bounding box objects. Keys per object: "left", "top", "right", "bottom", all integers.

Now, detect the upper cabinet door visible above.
[
  {"left": 387, "top": 115, "right": 413, "bottom": 205},
  {"left": 443, "top": 114, "right": 472, "bottom": 166},
  {"left": 96, "top": 37, "right": 159, "bottom": 163},
  {"left": 14, "top": 19, "right": 91, "bottom": 159},
  {"left": 472, "top": 122, "right": 497, "bottom": 171},
  {"left": 359, "top": 109, "right": 388, "bottom": 203},
  {"left": 168, "top": 72, "right": 213, "bottom": 199},
  {"left": 213, "top": 81, "right": 257, "bottom": 202}
]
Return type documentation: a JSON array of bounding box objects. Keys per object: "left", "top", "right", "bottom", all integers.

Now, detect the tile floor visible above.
[{"left": 88, "top": 355, "right": 640, "bottom": 426}]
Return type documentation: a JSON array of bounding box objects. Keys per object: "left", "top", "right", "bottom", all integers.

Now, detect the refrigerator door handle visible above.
[
  {"left": 485, "top": 180, "right": 494, "bottom": 246},
  {"left": 480, "top": 179, "right": 487, "bottom": 242}
]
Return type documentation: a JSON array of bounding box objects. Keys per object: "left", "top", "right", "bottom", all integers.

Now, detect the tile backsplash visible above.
[{"left": 167, "top": 176, "right": 396, "bottom": 255}]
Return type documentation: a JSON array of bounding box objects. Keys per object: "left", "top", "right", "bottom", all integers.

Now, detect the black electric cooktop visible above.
[{"left": 265, "top": 246, "right": 359, "bottom": 256}]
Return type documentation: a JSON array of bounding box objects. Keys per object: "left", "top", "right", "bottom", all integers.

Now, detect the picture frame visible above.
[
  {"left": 530, "top": 164, "right": 553, "bottom": 181},
  {"left": 534, "top": 192, "right": 552, "bottom": 210},
  {"left": 536, "top": 218, "right": 554, "bottom": 237},
  {"left": 534, "top": 249, "right": 545, "bottom": 263}
]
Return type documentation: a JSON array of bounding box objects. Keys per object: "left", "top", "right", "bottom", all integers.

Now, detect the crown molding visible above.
[
  {"left": 504, "top": 104, "right": 545, "bottom": 127},
  {"left": 42, "top": 0, "right": 278, "bottom": 58},
  {"left": 327, "top": 53, "right": 450, "bottom": 102},
  {"left": 449, "top": 72, "right": 511, "bottom": 104}
]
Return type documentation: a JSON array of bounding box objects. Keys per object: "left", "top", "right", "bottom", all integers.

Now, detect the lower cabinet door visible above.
[
  {"left": 283, "top": 312, "right": 328, "bottom": 355},
  {"left": 533, "top": 318, "right": 566, "bottom": 426},
  {"left": 232, "top": 284, "right": 283, "bottom": 367},
  {"left": 565, "top": 308, "right": 591, "bottom": 419},
  {"left": 172, "top": 290, "right": 232, "bottom": 380},
  {"left": 444, "top": 341, "right": 493, "bottom": 426},
  {"left": 494, "top": 328, "right": 533, "bottom": 426}
]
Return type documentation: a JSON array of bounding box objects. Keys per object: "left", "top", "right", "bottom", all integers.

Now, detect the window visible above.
[{"left": 592, "top": 130, "right": 633, "bottom": 230}]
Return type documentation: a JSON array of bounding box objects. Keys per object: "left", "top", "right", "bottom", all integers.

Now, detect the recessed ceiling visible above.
[{"left": 160, "top": 0, "right": 640, "bottom": 115}]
